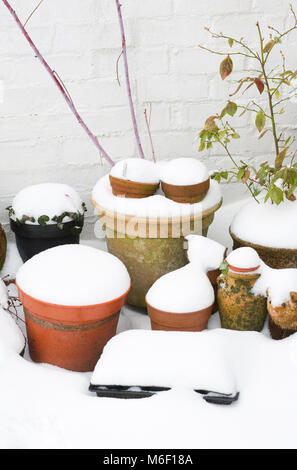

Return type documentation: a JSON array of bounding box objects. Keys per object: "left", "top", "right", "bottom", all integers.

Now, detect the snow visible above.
[
  {"left": 16, "top": 244, "right": 130, "bottom": 306},
  {"left": 11, "top": 183, "right": 84, "bottom": 225},
  {"left": 109, "top": 158, "right": 159, "bottom": 184},
  {"left": 2, "top": 192, "right": 297, "bottom": 449},
  {"left": 0, "top": 279, "right": 8, "bottom": 309},
  {"left": 91, "top": 329, "right": 235, "bottom": 393},
  {"left": 160, "top": 158, "right": 209, "bottom": 186},
  {"left": 226, "top": 247, "right": 261, "bottom": 271},
  {"left": 146, "top": 263, "right": 214, "bottom": 313},
  {"left": 185, "top": 235, "right": 225, "bottom": 270},
  {"left": 231, "top": 197, "right": 297, "bottom": 249},
  {"left": 0, "top": 307, "right": 25, "bottom": 355},
  {"left": 252, "top": 264, "right": 297, "bottom": 307},
  {"left": 92, "top": 175, "right": 222, "bottom": 219}
]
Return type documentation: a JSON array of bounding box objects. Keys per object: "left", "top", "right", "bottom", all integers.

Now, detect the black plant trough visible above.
[{"left": 10, "top": 218, "right": 83, "bottom": 262}]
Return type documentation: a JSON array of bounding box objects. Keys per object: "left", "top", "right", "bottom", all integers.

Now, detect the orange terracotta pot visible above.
[
  {"left": 227, "top": 263, "right": 260, "bottom": 274},
  {"left": 146, "top": 301, "right": 213, "bottom": 332},
  {"left": 109, "top": 175, "right": 159, "bottom": 199},
  {"left": 161, "top": 178, "right": 210, "bottom": 204},
  {"left": 17, "top": 282, "right": 130, "bottom": 372}
]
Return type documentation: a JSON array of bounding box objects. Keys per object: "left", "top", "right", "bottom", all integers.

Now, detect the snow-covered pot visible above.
[
  {"left": 92, "top": 175, "right": 222, "bottom": 307},
  {"left": 268, "top": 292, "right": 297, "bottom": 340},
  {"left": 160, "top": 158, "right": 210, "bottom": 204},
  {"left": 217, "top": 248, "right": 267, "bottom": 331},
  {"left": 146, "top": 264, "right": 214, "bottom": 331},
  {"left": 16, "top": 245, "right": 130, "bottom": 372},
  {"left": 230, "top": 199, "right": 297, "bottom": 269},
  {"left": 0, "top": 224, "right": 7, "bottom": 270},
  {"left": 109, "top": 158, "right": 160, "bottom": 198},
  {"left": 8, "top": 183, "right": 86, "bottom": 262}
]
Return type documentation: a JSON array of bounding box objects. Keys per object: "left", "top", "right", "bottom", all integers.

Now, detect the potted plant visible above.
[
  {"left": 160, "top": 158, "right": 210, "bottom": 203},
  {"left": 217, "top": 248, "right": 267, "bottom": 331},
  {"left": 198, "top": 4, "right": 297, "bottom": 269},
  {"left": 8, "top": 183, "right": 86, "bottom": 262},
  {"left": 16, "top": 244, "right": 131, "bottom": 372},
  {"left": 146, "top": 263, "right": 214, "bottom": 331},
  {"left": 109, "top": 158, "right": 160, "bottom": 198}
]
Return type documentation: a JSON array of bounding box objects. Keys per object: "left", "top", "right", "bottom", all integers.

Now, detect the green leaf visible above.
[
  {"left": 220, "top": 55, "right": 233, "bottom": 80},
  {"left": 270, "top": 185, "right": 284, "bottom": 205},
  {"left": 275, "top": 147, "right": 287, "bottom": 170},
  {"left": 225, "top": 101, "right": 237, "bottom": 117},
  {"left": 231, "top": 132, "right": 240, "bottom": 139},
  {"left": 255, "top": 110, "right": 266, "bottom": 133},
  {"left": 219, "top": 261, "right": 229, "bottom": 275},
  {"left": 263, "top": 40, "right": 276, "bottom": 53},
  {"left": 38, "top": 215, "right": 50, "bottom": 227},
  {"left": 228, "top": 38, "right": 234, "bottom": 48},
  {"left": 258, "top": 129, "right": 269, "bottom": 139}
]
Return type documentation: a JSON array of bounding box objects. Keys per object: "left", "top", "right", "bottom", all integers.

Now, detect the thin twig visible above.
[
  {"left": 2, "top": 0, "right": 115, "bottom": 167},
  {"left": 24, "top": 0, "right": 44, "bottom": 27},
  {"left": 116, "top": 50, "right": 123, "bottom": 86},
  {"left": 115, "top": 0, "right": 145, "bottom": 159},
  {"left": 144, "top": 105, "right": 156, "bottom": 163}
]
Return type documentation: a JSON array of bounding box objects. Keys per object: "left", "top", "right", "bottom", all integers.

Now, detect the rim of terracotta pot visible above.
[
  {"left": 223, "top": 270, "right": 260, "bottom": 281},
  {"left": 16, "top": 280, "right": 131, "bottom": 310},
  {"left": 109, "top": 174, "right": 159, "bottom": 198},
  {"left": 227, "top": 263, "right": 260, "bottom": 273},
  {"left": 146, "top": 299, "right": 214, "bottom": 322},
  {"left": 161, "top": 178, "right": 210, "bottom": 203},
  {"left": 229, "top": 227, "right": 297, "bottom": 253}
]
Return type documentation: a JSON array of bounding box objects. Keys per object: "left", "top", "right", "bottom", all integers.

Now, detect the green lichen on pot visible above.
[
  {"left": 0, "top": 224, "right": 7, "bottom": 271},
  {"left": 217, "top": 271, "right": 267, "bottom": 331},
  {"left": 230, "top": 229, "right": 297, "bottom": 269}
]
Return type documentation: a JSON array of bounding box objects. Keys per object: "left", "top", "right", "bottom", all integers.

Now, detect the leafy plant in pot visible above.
[
  {"left": 8, "top": 183, "right": 86, "bottom": 262},
  {"left": 198, "top": 4, "right": 297, "bottom": 269}
]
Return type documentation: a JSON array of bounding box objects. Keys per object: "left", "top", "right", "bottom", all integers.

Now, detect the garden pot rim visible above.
[
  {"left": 10, "top": 217, "right": 84, "bottom": 239},
  {"left": 16, "top": 280, "right": 131, "bottom": 310},
  {"left": 109, "top": 174, "right": 160, "bottom": 188},
  {"left": 221, "top": 270, "right": 260, "bottom": 281},
  {"left": 227, "top": 263, "right": 260, "bottom": 273},
  {"left": 229, "top": 227, "right": 297, "bottom": 253},
  {"left": 161, "top": 176, "right": 210, "bottom": 190},
  {"left": 145, "top": 298, "right": 214, "bottom": 316}
]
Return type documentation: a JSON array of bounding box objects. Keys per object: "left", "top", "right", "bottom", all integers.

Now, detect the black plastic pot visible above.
[{"left": 10, "top": 218, "right": 84, "bottom": 262}]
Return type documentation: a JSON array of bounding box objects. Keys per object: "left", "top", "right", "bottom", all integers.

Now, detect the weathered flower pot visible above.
[
  {"left": 161, "top": 178, "right": 210, "bottom": 204},
  {"left": 10, "top": 218, "right": 83, "bottom": 263},
  {"left": 230, "top": 229, "right": 297, "bottom": 269},
  {"left": 109, "top": 175, "right": 159, "bottom": 199},
  {"left": 268, "top": 292, "right": 297, "bottom": 340},
  {"left": 0, "top": 224, "right": 7, "bottom": 270},
  {"left": 92, "top": 199, "right": 222, "bottom": 308},
  {"left": 17, "top": 284, "right": 130, "bottom": 372},
  {"left": 146, "top": 301, "right": 213, "bottom": 331},
  {"left": 217, "top": 271, "right": 267, "bottom": 331}
]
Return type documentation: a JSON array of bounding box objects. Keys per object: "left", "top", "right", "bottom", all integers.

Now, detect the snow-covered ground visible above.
[{"left": 1, "top": 193, "right": 297, "bottom": 449}]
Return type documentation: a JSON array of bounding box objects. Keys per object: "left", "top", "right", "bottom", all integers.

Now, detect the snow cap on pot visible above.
[
  {"left": 146, "top": 263, "right": 214, "bottom": 331},
  {"left": 160, "top": 158, "right": 210, "bottom": 203},
  {"left": 109, "top": 158, "right": 160, "bottom": 198},
  {"left": 16, "top": 244, "right": 131, "bottom": 371},
  {"left": 8, "top": 183, "right": 86, "bottom": 262},
  {"left": 185, "top": 235, "right": 226, "bottom": 270},
  {"left": 226, "top": 247, "right": 261, "bottom": 274}
]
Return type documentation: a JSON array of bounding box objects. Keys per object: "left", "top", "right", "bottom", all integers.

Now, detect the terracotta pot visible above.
[
  {"left": 0, "top": 224, "right": 7, "bottom": 271},
  {"left": 161, "top": 178, "right": 210, "bottom": 204},
  {"left": 227, "top": 263, "right": 260, "bottom": 274},
  {"left": 109, "top": 175, "right": 159, "bottom": 199},
  {"left": 92, "top": 198, "right": 222, "bottom": 307},
  {"left": 17, "top": 283, "right": 130, "bottom": 372},
  {"left": 208, "top": 268, "right": 220, "bottom": 314},
  {"left": 268, "top": 292, "right": 297, "bottom": 340},
  {"left": 146, "top": 301, "right": 213, "bottom": 332},
  {"left": 230, "top": 228, "right": 297, "bottom": 269},
  {"left": 217, "top": 271, "right": 267, "bottom": 331}
]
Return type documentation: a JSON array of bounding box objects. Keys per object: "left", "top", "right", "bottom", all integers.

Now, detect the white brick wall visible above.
[{"left": 0, "top": 0, "right": 296, "bottom": 238}]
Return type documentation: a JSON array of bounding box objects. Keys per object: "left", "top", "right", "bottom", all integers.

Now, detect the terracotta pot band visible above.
[{"left": 24, "top": 308, "right": 119, "bottom": 332}]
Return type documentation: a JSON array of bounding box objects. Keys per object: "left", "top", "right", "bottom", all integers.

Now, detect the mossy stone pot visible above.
[
  {"left": 0, "top": 224, "right": 7, "bottom": 270},
  {"left": 109, "top": 175, "right": 159, "bottom": 199},
  {"left": 230, "top": 228, "right": 297, "bottom": 269},
  {"left": 161, "top": 178, "right": 210, "bottom": 204},
  {"left": 92, "top": 198, "right": 222, "bottom": 308},
  {"left": 217, "top": 271, "right": 267, "bottom": 331},
  {"left": 146, "top": 301, "right": 213, "bottom": 332},
  {"left": 268, "top": 292, "right": 297, "bottom": 340}
]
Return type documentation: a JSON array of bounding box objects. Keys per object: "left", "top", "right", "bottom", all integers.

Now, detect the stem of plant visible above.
[
  {"left": 144, "top": 108, "right": 156, "bottom": 163},
  {"left": 115, "top": 0, "right": 145, "bottom": 160},
  {"left": 2, "top": 0, "right": 115, "bottom": 167}
]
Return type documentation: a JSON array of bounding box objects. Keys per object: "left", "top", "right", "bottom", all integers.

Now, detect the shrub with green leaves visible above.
[{"left": 199, "top": 4, "right": 297, "bottom": 205}]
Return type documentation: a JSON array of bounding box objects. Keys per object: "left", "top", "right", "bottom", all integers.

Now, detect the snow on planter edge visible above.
[
  {"left": 110, "top": 158, "right": 160, "bottom": 184},
  {"left": 16, "top": 244, "right": 130, "bottom": 306},
  {"left": 185, "top": 235, "right": 226, "bottom": 270}
]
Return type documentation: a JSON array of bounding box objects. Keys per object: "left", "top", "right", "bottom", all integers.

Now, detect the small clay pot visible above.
[
  {"left": 0, "top": 224, "right": 7, "bottom": 270},
  {"left": 227, "top": 264, "right": 260, "bottom": 274},
  {"left": 161, "top": 178, "right": 210, "bottom": 204},
  {"left": 230, "top": 228, "right": 297, "bottom": 269},
  {"left": 217, "top": 271, "right": 267, "bottom": 331},
  {"left": 109, "top": 175, "right": 159, "bottom": 199},
  {"left": 17, "top": 282, "right": 130, "bottom": 372},
  {"left": 146, "top": 301, "right": 213, "bottom": 332},
  {"left": 268, "top": 292, "right": 297, "bottom": 340}
]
